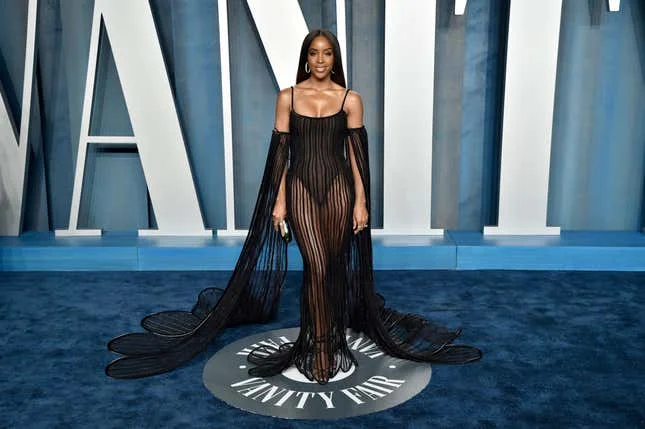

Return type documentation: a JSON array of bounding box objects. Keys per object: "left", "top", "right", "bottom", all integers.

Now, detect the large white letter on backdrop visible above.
[
  {"left": 485, "top": 0, "right": 619, "bottom": 236},
  {"left": 381, "top": 0, "right": 443, "bottom": 235},
  {"left": 56, "top": 0, "right": 210, "bottom": 237},
  {"left": 0, "top": 0, "right": 37, "bottom": 236},
  {"left": 484, "top": 0, "right": 563, "bottom": 236}
]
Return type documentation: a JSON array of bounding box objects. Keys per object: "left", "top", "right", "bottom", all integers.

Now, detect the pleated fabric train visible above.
[{"left": 105, "top": 86, "right": 482, "bottom": 384}]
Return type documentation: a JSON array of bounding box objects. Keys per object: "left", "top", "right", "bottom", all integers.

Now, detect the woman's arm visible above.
[
  {"left": 274, "top": 87, "right": 291, "bottom": 132},
  {"left": 345, "top": 90, "right": 366, "bottom": 205},
  {"left": 345, "top": 91, "right": 369, "bottom": 233},
  {"left": 272, "top": 89, "right": 291, "bottom": 231}
]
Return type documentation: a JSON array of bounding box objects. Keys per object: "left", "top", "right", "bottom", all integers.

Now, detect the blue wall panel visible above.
[{"left": 0, "top": 0, "right": 643, "bottom": 235}]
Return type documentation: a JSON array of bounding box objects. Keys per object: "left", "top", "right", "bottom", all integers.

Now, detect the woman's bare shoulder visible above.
[
  {"left": 344, "top": 89, "right": 363, "bottom": 111},
  {"left": 346, "top": 89, "right": 362, "bottom": 101},
  {"left": 276, "top": 87, "right": 292, "bottom": 108}
]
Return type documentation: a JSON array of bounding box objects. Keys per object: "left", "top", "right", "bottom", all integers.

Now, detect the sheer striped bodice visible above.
[{"left": 287, "top": 88, "right": 353, "bottom": 206}]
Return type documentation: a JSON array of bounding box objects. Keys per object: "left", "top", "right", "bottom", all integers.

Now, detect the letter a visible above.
[{"left": 57, "top": 0, "right": 209, "bottom": 236}]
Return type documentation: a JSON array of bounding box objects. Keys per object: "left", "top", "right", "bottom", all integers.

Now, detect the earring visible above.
[{"left": 305, "top": 63, "right": 310, "bottom": 73}]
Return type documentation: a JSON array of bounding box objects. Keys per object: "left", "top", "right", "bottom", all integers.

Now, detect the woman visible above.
[{"left": 106, "top": 29, "right": 481, "bottom": 385}]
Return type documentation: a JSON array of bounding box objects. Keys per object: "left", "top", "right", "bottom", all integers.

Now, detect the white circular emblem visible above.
[
  {"left": 281, "top": 362, "right": 356, "bottom": 383},
  {"left": 203, "top": 328, "right": 432, "bottom": 419}
]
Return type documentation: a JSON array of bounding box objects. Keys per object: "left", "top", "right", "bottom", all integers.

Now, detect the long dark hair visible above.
[{"left": 295, "top": 29, "right": 346, "bottom": 87}]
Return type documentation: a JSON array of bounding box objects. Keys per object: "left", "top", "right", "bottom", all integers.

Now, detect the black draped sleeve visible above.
[
  {"left": 105, "top": 129, "right": 291, "bottom": 379},
  {"left": 344, "top": 126, "right": 482, "bottom": 364}
]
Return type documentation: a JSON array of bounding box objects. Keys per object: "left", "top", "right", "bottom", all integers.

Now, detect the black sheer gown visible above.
[{"left": 105, "top": 87, "right": 481, "bottom": 384}]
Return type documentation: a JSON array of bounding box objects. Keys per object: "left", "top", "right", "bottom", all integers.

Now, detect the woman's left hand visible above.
[{"left": 352, "top": 202, "right": 369, "bottom": 234}]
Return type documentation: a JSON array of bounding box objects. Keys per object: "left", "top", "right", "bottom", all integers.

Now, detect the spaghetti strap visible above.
[
  {"left": 290, "top": 86, "right": 294, "bottom": 112},
  {"left": 340, "top": 88, "right": 350, "bottom": 110}
]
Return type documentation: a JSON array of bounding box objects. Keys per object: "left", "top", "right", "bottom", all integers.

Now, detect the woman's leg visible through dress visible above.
[
  {"left": 288, "top": 173, "right": 353, "bottom": 382},
  {"left": 288, "top": 175, "right": 333, "bottom": 382},
  {"left": 319, "top": 173, "right": 354, "bottom": 375}
]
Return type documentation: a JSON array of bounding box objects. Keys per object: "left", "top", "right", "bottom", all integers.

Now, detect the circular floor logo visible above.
[{"left": 203, "top": 328, "right": 432, "bottom": 419}]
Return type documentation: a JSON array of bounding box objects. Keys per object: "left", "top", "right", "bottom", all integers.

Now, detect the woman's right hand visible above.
[{"left": 272, "top": 199, "right": 287, "bottom": 232}]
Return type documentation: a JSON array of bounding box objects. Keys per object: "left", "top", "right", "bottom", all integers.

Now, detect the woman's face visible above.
[{"left": 306, "top": 35, "right": 334, "bottom": 78}]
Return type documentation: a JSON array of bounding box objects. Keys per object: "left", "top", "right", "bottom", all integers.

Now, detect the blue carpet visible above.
[{"left": 1, "top": 270, "right": 644, "bottom": 428}]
